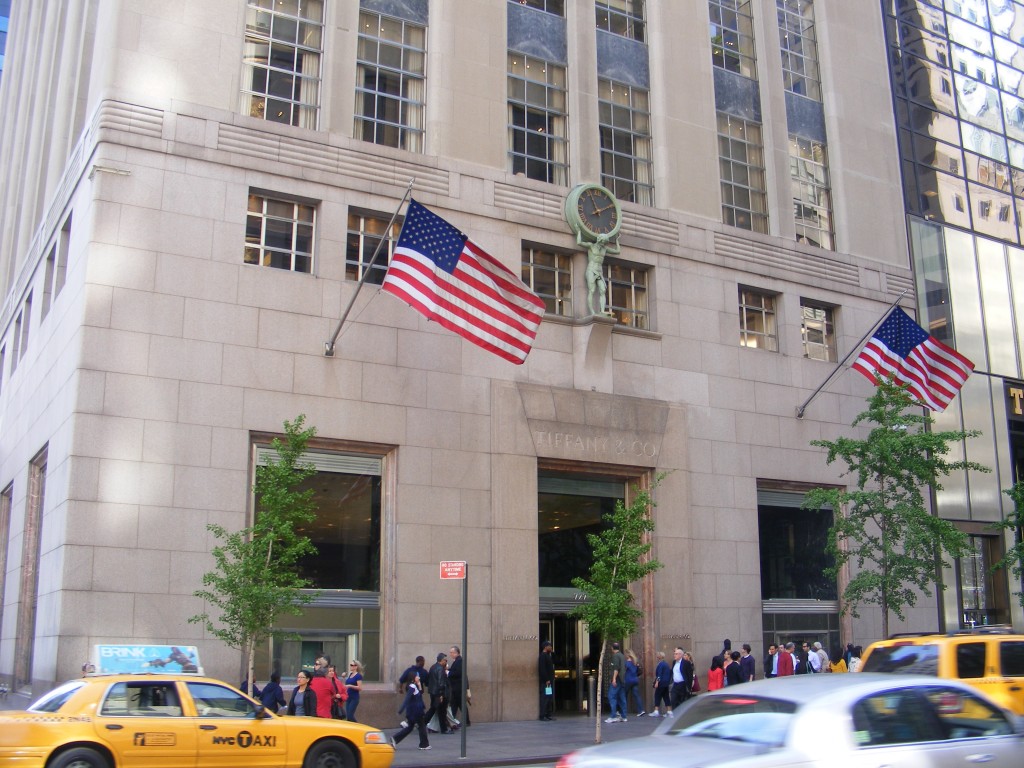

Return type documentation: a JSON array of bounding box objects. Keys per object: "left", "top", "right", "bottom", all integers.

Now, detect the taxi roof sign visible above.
[
  {"left": 440, "top": 561, "right": 467, "bottom": 579},
  {"left": 91, "top": 645, "right": 203, "bottom": 676}
]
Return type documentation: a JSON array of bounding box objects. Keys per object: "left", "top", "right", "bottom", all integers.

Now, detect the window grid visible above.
[
  {"left": 245, "top": 194, "right": 316, "bottom": 273},
  {"left": 800, "top": 300, "right": 836, "bottom": 361},
  {"left": 355, "top": 11, "right": 426, "bottom": 152},
  {"left": 777, "top": 0, "right": 821, "bottom": 100},
  {"left": 718, "top": 113, "right": 769, "bottom": 233},
  {"left": 346, "top": 211, "right": 402, "bottom": 285},
  {"left": 739, "top": 288, "right": 778, "bottom": 351},
  {"left": 709, "top": 0, "right": 757, "bottom": 78},
  {"left": 240, "top": 0, "right": 323, "bottom": 129},
  {"left": 604, "top": 262, "right": 649, "bottom": 330},
  {"left": 513, "top": 0, "right": 565, "bottom": 16},
  {"left": 791, "top": 135, "right": 834, "bottom": 249},
  {"left": 508, "top": 53, "right": 569, "bottom": 185},
  {"left": 596, "top": 1, "right": 646, "bottom": 42},
  {"left": 599, "top": 78, "right": 654, "bottom": 206},
  {"left": 521, "top": 247, "right": 573, "bottom": 317}
]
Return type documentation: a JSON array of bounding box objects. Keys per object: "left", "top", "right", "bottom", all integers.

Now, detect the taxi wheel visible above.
[
  {"left": 302, "top": 739, "right": 356, "bottom": 768},
  {"left": 49, "top": 748, "right": 111, "bottom": 768}
]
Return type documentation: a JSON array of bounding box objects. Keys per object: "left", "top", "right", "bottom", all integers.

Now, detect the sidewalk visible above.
[{"left": 390, "top": 714, "right": 662, "bottom": 768}]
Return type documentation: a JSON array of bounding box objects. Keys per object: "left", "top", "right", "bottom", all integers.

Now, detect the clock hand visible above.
[{"left": 594, "top": 202, "right": 616, "bottom": 214}]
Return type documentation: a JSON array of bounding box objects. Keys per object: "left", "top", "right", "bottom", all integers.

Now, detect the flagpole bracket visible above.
[{"left": 324, "top": 341, "right": 335, "bottom": 357}]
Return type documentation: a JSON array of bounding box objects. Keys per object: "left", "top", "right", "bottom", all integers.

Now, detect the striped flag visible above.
[
  {"left": 851, "top": 306, "right": 974, "bottom": 412},
  {"left": 381, "top": 199, "right": 545, "bottom": 364}
]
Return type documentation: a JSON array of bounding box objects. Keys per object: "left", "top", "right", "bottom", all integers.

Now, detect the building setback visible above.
[{"left": 0, "top": 0, "right": 1017, "bottom": 722}]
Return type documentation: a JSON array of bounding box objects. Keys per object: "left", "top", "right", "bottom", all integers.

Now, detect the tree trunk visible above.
[{"left": 594, "top": 643, "right": 606, "bottom": 744}]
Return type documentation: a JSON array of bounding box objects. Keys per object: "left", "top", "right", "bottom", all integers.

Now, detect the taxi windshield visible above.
[
  {"left": 666, "top": 695, "right": 796, "bottom": 746},
  {"left": 29, "top": 681, "right": 86, "bottom": 713}
]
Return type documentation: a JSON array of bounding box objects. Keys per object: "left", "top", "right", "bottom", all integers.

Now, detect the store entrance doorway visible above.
[{"left": 539, "top": 614, "right": 602, "bottom": 714}]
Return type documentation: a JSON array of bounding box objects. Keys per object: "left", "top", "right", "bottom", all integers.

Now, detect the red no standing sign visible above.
[{"left": 440, "top": 561, "right": 467, "bottom": 580}]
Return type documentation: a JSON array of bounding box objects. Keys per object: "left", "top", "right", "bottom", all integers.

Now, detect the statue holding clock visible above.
[{"left": 564, "top": 183, "right": 622, "bottom": 316}]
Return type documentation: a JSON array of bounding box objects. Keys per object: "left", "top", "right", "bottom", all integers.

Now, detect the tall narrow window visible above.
[
  {"left": 800, "top": 299, "right": 836, "bottom": 361},
  {"left": 521, "top": 246, "right": 572, "bottom": 317},
  {"left": 718, "top": 113, "right": 768, "bottom": 233},
  {"left": 777, "top": 0, "right": 820, "bottom": 100},
  {"left": 595, "top": 1, "right": 645, "bottom": 42},
  {"left": 515, "top": 0, "right": 565, "bottom": 15},
  {"left": 0, "top": 484, "right": 10, "bottom": 644},
  {"left": 603, "top": 261, "right": 649, "bottom": 329},
  {"left": 41, "top": 247, "right": 55, "bottom": 319},
  {"left": 355, "top": 10, "right": 426, "bottom": 152},
  {"left": 11, "top": 310, "right": 22, "bottom": 373},
  {"left": 18, "top": 293, "right": 31, "bottom": 362},
  {"left": 599, "top": 78, "right": 653, "bottom": 205},
  {"left": 53, "top": 215, "right": 70, "bottom": 300},
  {"left": 245, "top": 193, "right": 316, "bottom": 273},
  {"left": 0, "top": 345, "right": 5, "bottom": 395},
  {"left": 241, "top": 0, "right": 324, "bottom": 129},
  {"left": 791, "top": 135, "right": 834, "bottom": 249},
  {"left": 739, "top": 287, "right": 778, "bottom": 351},
  {"left": 15, "top": 448, "right": 46, "bottom": 690},
  {"left": 709, "top": 0, "right": 756, "bottom": 78},
  {"left": 346, "top": 211, "right": 401, "bottom": 285},
  {"left": 508, "top": 53, "right": 569, "bottom": 185}
]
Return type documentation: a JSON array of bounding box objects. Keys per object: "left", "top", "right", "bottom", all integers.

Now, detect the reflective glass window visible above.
[
  {"left": 800, "top": 300, "right": 836, "bottom": 361},
  {"left": 900, "top": 22, "right": 950, "bottom": 67},
  {"left": 956, "top": 641, "right": 987, "bottom": 677},
  {"left": 1000, "top": 641, "right": 1024, "bottom": 676},
  {"left": 522, "top": 246, "right": 573, "bottom": 317},
  {"left": 922, "top": 686, "right": 1014, "bottom": 738},
  {"left": 345, "top": 210, "right": 401, "bottom": 285},
  {"left": 944, "top": 227, "right": 989, "bottom": 367},
  {"left": 904, "top": 53, "right": 956, "bottom": 115},
  {"left": 955, "top": 74, "right": 1003, "bottom": 132},
  {"left": 790, "top": 135, "right": 833, "bottom": 249},
  {"left": 777, "top": 0, "right": 821, "bottom": 101},
  {"left": 718, "top": 113, "right": 768, "bottom": 233},
  {"left": 245, "top": 193, "right": 316, "bottom": 273},
  {"left": 599, "top": 79, "right": 654, "bottom": 205},
  {"left": 976, "top": 236, "right": 1017, "bottom": 374},
  {"left": 961, "top": 120, "right": 1008, "bottom": 162},
  {"left": 910, "top": 217, "right": 954, "bottom": 343},
  {"left": 738, "top": 287, "right": 777, "bottom": 351},
  {"left": 709, "top": 0, "right": 757, "bottom": 78},
  {"left": 508, "top": 53, "right": 569, "bottom": 186},
  {"left": 603, "top": 261, "right": 650, "bottom": 329},
  {"left": 596, "top": 0, "right": 645, "bottom": 42},
  {"left": 948, "top": 15, "right": 994, "bottom": 56},
  {"left": 945, "top": 0, "right": 989, "bottom": 30},
  {"left": 951, "top": 42, "right": 996, "bottom": 85},
  {"left": 969, "top": 182, "right": 1016, "bottom": 239}
]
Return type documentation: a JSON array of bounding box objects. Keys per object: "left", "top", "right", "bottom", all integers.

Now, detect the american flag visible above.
[
  {"left": 381, "top": 199, "right": 545, "bottom": 364},
  {"left": 851, "top": 306, "right": 974, "bottom": 412}
]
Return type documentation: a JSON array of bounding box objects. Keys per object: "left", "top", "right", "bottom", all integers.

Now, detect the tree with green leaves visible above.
[
  {"left": 804, "top": 378, "right": 988, "bottom": 640},
  {"left": 570, "top": 480, "right": 663, "bottom": 743},
  {"left": 190, "top": 415, "right": 319, "bottom": 696},
  {"left": 991, "top": 480, "right": 1024, "bottom": 607}
]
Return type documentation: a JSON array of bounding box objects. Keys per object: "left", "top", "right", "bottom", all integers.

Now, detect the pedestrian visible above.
[
  {"left": 392, "top": 673, "right": 430, "bottom": 750},
  {"left": 344, "top": 660, "right": 364, "bottom": 721},
  {"left": 650, "top": 651, "right": 671, "bottom": 717},
  {"left": 448, "top": 646, "right": 470, "bottom": 727},
  {"left": 724, "top": 651, "right": 743, "bottom": 686},
  {"left": 848, "top": 645, "right": 863, "bottom": 673},
  {"left": 707, "top": 655, "right": 724, "bottom": 691},
  {"left": 399, "top": 655, "right": 428, "bottom": 689},
  {"left": 739, "top": 644, "right": 755, "bottom": 682},
  {"left": 797, "top": 642, "right": 815, "bottom": 674},
  {"left": 764, "top": 643, "right": 778, "bottom": 678},
  {"left": 538, "top": 641, "right": 555, "bottom": 721},
  {"left": 813, "top": 642, "right": 830, "bottom": 673},
  {"left": 309, "top": 656, "right": 334, "bottom": 718},
  {"left": 828, "top": 646, "right": 848, "bottom": 673},
  {"left": 286, "top": 670, "right": 318, "bottom": 716},
  {"left": 423, "top": 652, "right": 452, "bottom": 734},
  {"left": 624, "top": 650, "right": 646, "bottom": 717},
  {"left": 326, "top": 664, "right": 347, "bottom": 719},
  {"left": 776, "top": 642, "right": 796, "bottom": 676},
  {"left": 605, "top": 642, "right": 627, "bottom": 723},
  {"left": 714, "top": 638, "right": 732, "bottom": 667},
  {"left": 260, "top": 671, "right": 287, "bottom": 713},
  {"left": 669, "top": 646, "right": 693, "bottom": 711}
]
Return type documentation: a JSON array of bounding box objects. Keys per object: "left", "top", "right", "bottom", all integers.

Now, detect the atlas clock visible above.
[{"left": 565, "top": 183, "right": 622, "bottom": 240}]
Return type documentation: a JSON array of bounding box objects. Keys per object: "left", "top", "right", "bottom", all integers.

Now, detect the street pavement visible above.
[{"left": 390, "top": 713, "right": 663, "bottom": 768}]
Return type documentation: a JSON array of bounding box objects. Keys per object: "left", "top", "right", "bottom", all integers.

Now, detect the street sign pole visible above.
[{"left": 440, "top": 561, "right": 468, "bottom": 759}]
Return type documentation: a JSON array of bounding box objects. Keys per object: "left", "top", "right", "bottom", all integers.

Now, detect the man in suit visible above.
[
  {"left": 423, "top": 653, "right": 452, "bottom": 734},
  {"left": 538, "top": 641, "right": 555, "bottom": 721}
]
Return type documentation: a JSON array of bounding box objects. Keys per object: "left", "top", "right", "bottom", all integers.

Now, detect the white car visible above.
[{"left": 556, "top": 673, "right": 1023, "bottom": 768}]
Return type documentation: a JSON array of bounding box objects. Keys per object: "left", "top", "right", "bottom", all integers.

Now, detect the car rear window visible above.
[
  {"left": 861, "top": 643, "right": 939, "bottom": 674},
  {"left": 667, "top": 694, "right": 796, "bottom": 746},
  {"left": 956, "top": 642, "right": 986, "bottom": 679},
  {"left": 999, "top": 641, "right": 1024, "bottom": 676}
]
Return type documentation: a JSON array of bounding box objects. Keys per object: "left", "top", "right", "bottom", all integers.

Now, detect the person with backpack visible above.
[{"left": 392, "top": 673, "right": 430, "bottom": 750}]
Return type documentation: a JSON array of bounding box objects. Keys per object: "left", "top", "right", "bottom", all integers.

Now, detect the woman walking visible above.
[
  {"left": 345, "top": 660, "right": 364, "bottom": 722},
  {"left": 393, "top": 673, "right": 431, "bottom": 750},
  {"left": 286, "top": 670, "right": 318, "bottom": 716},
  {"left": 624, "top": 650, "right": 646, "bottom": 717}
]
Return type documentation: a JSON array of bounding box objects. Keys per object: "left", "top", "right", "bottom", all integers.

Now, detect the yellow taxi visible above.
[
  {"left": 0, "top": 673, "right": 395, "bottom": 768},
  {"left": 860, "top": 629, "right": 1024, "bottom": 715}
]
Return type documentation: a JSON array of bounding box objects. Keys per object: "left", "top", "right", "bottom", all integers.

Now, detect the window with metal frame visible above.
[
  {"left": 603, "top": 261, "right": 649, "bottom": 329},
  {"left": 355, "top": 10, "right": 426, "bottom": 152},
  {"left": 800, "top": 299, "right": 836, "bottom": 361},
  {"left": 508, "top": 53, "right": 569, "bottom": 185},
  {"left": 240, "top": 0, "right": 323, "bottom": 129},
  {"left": 777, "top": 0, "right": 821, "bottom": 100},
  {"left": 346, "top": 210, "right": 402, "bottom": 285},
  {"left": 596, "top": 0, "right": 645, "bottom": 42},
  {"left": 719, "top": 113, "right": 768, "bottom": 233},
  {"left": 514, "top": 0, "right": 565, "bottom": 16},
  {"left": 739, "top": 287, "right": 778, "bottom": 351},
  {"left": 709, "top": 0, "right": 756, "bottom": 78},
  {"left": 522, "top": 246, "right": 573, "bottom": 317},
  {"left": 599, "top": 78, "right": 654, "bottom": 205},
  {"left": 791, "top": 135, "right": 834, "bottom": 249},
  {"left": 245, "top": 193, "right": 316, "bottom": 273}
]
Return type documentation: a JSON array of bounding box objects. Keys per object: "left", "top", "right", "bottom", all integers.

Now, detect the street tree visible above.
[
  {"left": 804, "top": 377, "right": 988, "bottom": 639},
  {"left": 570, "top": 480, "right": 663, "bottom": 743},
  {"left": 991, "top": 480, "right": 1024, "bottom": 607},
  {"left": 190, "top": 415, "right": 319, "bottom": 696}
]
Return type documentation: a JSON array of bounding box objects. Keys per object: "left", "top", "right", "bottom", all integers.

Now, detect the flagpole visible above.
[
  {"left": 324, "top": 179, "right": 415, "bottom": 356},
  {"left": 795, "top": 287, "right": 910, "bottom": 419}
]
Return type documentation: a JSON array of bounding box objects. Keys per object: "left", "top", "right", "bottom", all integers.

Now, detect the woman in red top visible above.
[{"left": 706, "top": 655, "right": 724, "bottom": 691}]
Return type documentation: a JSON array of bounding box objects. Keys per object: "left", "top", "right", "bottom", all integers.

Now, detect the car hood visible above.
[{"left": 565, "top": 734, "right": 779, "bottom": 768}]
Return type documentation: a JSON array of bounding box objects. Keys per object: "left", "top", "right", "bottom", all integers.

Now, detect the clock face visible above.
[{"left": 575, "top": 185, "right": 621, "bottom": 238}]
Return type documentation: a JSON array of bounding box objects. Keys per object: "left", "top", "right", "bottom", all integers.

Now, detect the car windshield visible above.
[
  {"left": 665, "top": 694, "right": 797, "bottom": 746},
  {"left": 29, "top": 681, "right": 85, "bottom": 713},
  {"left": 862, "top": 644, "right": 939, "bottom": 675}
]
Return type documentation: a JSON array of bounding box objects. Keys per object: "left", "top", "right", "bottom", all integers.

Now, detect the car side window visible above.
[
  {"left": 999, "top": 641, "right": 1024, "bottom": 676},
  {"left": 187, "top": 682, "right": 258, "bottom": 718},
  {"left": 955, "top": 642, "right": 986, "bottom": 679},
  {"left": 922, "top": 686, "right": 1014, "bottom": 739},
  {"left": 100, "top": 683, "right": 182, "bottom": 717},
  {"left": 852, "top": 690, "right": 944, "bottom": 746}
]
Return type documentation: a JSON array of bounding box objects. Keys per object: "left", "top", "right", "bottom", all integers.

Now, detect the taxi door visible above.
[
  {"left": 185, "top": 681, "right": 287, "bottom": 768},
  {"left": 93, "top": 681, "right": 197, "bottom": 768}
]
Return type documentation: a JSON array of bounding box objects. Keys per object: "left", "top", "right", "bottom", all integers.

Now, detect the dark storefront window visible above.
[
  {"left": 758, "top": 504, "right": 836, "bottom": 600},
  {"left": 538, "top": 475, "right": 623, "bottom": 588}
]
